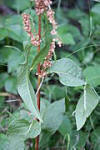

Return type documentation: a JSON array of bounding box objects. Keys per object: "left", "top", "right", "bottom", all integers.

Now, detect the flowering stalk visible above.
[
  {"left": 35, "top": 1, "right": 62, "bottom": 78},
  {"left": 22, "top": 11, "right": 41, "bottom": 150},
  {"left": 22, "top": 1, "right": 62, "bottom": 149}
]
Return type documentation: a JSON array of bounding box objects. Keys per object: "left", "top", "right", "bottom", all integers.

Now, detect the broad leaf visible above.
[
  {"left": 8, "top": 109, "right": 33, "bottom": 123},
  {"left": 0, "top": 28, "right": 8, "bottom": 41},
  {"left": 92, "top": 4, "right": 100, "bottom": 15},
  {"left": 40, "top": 98, "right": 50, "bottom": 118},
  {"left": 91, "top": 128, "right": 100, "bottom": 150},
  {"left": 5, "top": 76, "right": 17, "bottom": 94},
  {"left": 0, "top": 134, "right": 25, "bottom": 150},
  {"left": 75, "top": 86, "right": 99, "bottom": 130},
  {"left": 2, "top": 15, "right": 28, "bottom": 42},
  {"left": 59, "top": 33, "right": 75, "bottom": 45},
  {"left": 0, "top": 73, "right": 8, "bottom": 89},
  {"left": 59, "top": 115, "right": 72, "bottom": 136},
  {"left": 4, "top": 0, "right": 31, "bottom": 12},
  {"left": 39, "top": 130, "right": 52, "bottom": 149},
  {"left": 76, "top": 131, "right": 88, "bottom": 150},
  {"left": 0, "top": 134, "right": 9, "bottom": 150},
  {"left": 17, "top": 65, "right": 42, "bottom": 122},
  {"left": 69, "top": 131, "right": 88, "bottom": 150},
  {"left": 83, "top": 65, "right": 100, "bottom": 87},
  {"left": 57, "top": 25, "right": 75, "bottom": 45},
  {"left": 79, "top": 16, "right": 90, "bottom": 36},
  {"left": 44, "top": 85, "right": 67, "bottom": 100},
  {"left": 0, "top": 46, "right": 24, "bottom": 73},
  {"left": 8, "top": 136, "right": 25, "bottom": 150},
  {"left": 49, "top": 58, "right": 85, "bottom": 87},
  {"left": 39, "top": 99, "right": 65, "bottom": 149},
  {"left": 42, "top": 99, "right": 65, "bottom": 134},
  {"left": 8, "top": 119, "right": 41, "bottom": 139},
  {"left": 6, "top": 25, "right": 27, "bottom": 42}
]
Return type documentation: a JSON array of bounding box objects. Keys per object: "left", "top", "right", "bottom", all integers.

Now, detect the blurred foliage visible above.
[{"left": 0, "top": 0, "right": 100, "bottom": 150}]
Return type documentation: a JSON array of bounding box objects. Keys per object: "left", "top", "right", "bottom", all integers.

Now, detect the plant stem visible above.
[
  {"left": 37, "top": 15, "right": 41, "bottom": 111},
  {"left": 35, "top": 15, "right": 41, "bottom": 150}
]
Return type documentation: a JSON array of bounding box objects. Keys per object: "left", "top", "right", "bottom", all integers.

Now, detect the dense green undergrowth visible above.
[{"left": 0, "top": 0, "right": 100, "bottom": 150}]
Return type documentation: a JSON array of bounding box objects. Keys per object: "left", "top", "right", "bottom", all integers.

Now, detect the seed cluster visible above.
[
  {"left": 22, "top": 13, "right": 41, "bottom": 46},
  {"left": 22, "top": 0, "right": 62, "bottom": 77},
  {"left": 35, "top": 0, "right": 52, "bottom": 15},
  {"left": 35, "top": 0, "right": 61, "bottom": 46},
  {"left": 38, "top": 41, "right": 56, "bottom": 77}
]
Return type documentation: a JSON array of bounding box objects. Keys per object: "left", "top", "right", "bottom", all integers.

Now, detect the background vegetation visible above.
[{"left": 0, "top": 0, "right": 100, "bottom": 150}]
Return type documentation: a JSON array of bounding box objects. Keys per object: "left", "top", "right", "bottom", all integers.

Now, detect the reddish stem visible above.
[
  {"left": 37, "top": 15, "right": 41, "bottom": 110},
  {"left": 35, "top": 15, "right": 41, "bottom": 150}
]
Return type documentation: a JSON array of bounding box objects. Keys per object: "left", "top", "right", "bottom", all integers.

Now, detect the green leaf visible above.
[
  {"left": 59, "top": 115, "right": 72, "bottom": 136},
  {"left": 75, "top": 86, "right": 99, "bottom": 130},
  {"left": 79, "top": 16, "right": 90, "bottom": 36},
  {"left": 30, "top": 40, "right": 52, "bottom": 71},
  {"left": 26, "top": 120, "right": 41, "bottom": 139},
  {"left": 8, "top": 119, "right": 41, "bottom": 139},
  {"left": 60, "top": 33, "right": 75, "bottom": 45},
  {"left": 7, "top": 110, "right": 41, "bottom": 141},
  {"left": 39, "top": 99, "right": 65, "bottom": 149},
  {"left": 6, "top": 24, "right": 27, "bottom": 42},
  {"left": 5, "top": 15, "right": 22, "bottom": 26},
  {"left": 39, "top": 130, "right": 52, "bottom": 149},
  {"left": 42, "top": 99, "right": 65, "bottom": 134},
  {"left": 0, "top": 73, "right": 8, "bottom": 89},
  {"left": 83, "top": 65, "right": 100, "bottom": 87},
  {"left": 40, "top": 98, "right": 50, "bottom": 118},
  {"left": 44, "top": 85, "right": 67, "bottom": 100},
  {"left": 8, "top": 136, "right": 25, "bottom": 150},
  {"left": 76, "top": 131, "right": 88, "bottom": 149},
  {"left": 4, "top": 0, "right": 31, "bottom": 12},
  {"left": 69, "top": 131, "right": 88, "bottom": 150},
  {"left": 91, "top": 128, "right": 100, "bottom": 150},
  {"left": 5, "top": 76, "right": 17, "bottom": 94},
  {"left": 0, "top": 46, "right": 24, "bottom": 73},
  {"left": 0, "top": 134, "right": 9, "bottom": 150},
  {"left": 0, "top": 97, "right": 5, "bottom": 111},
  {"left": 0, "top": 47, "right": 12, "bottom": 64},
  {"left": 83, "top": 51, "right": 94, "bottom": 64},
  {"left": 92, "top": 4, "right": 100, "bottom": 15},
  {"left": 67, "top": 8, "right": 86, "bottom": 20},
  {"left": 17, "top": 65, "right": 42, "bottom": 122},
  {"left": 8, "top": 109, "right": 33, "bottom": 123},
  {"left": 49, "top": 58, "right": 85, "bottom": 87},
  {"left": 58, "top": 25, "right": 75, "bottom": 45},
  {"left": 3, "top": 15, "right": 28, "bottom": 42},
  {"left": 0, "top": 134, "right": 25, "bottom": 150},
  {"left": 0, "top": 28, "right": 8, "bottom": 41}
]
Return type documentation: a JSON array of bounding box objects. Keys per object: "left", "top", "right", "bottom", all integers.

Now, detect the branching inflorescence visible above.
[
  {"left": 22, "top": 13, "right": 41, "bottom": 46},
  {"left": 22, "top": 0, "right": 62, "bottom": 77}
]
